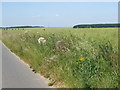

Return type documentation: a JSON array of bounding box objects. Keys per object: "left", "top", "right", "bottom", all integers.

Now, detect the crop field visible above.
[{"left": 1, "top": 27, "right": 118, "bottom": 88}]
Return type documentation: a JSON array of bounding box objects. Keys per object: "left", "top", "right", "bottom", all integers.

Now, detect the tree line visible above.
[
  {"left": 1, "top": 26, "right": 45, "bottom": 30},
  {"left": 73, "top": 24, "right": 120, "bottom": 28}
]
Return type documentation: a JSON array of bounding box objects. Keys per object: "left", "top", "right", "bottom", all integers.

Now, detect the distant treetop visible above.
[
  {"left": 73, "top": 24, "right": 120, "bottom": 28},
  {"left": 2, "top": 26, "right": 45, "bottom": 28}
]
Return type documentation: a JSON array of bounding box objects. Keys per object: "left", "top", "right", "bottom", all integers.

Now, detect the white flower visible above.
[{"left": 38, "top": 37, "right": 46, "bottom": 44}]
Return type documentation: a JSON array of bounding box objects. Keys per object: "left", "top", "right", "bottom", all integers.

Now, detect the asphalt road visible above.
[{"left": 2, "top": 42, "right": 50, "bottom": 88}]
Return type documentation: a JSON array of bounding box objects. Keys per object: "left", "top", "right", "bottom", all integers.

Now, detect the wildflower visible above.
[
  {"left": 76, "top": 62, "right": 79, "bottom": 64},
  {"left": 79, "top": 57, "right": 85, "bottom": 61},
  {"left": 38, "top": 37, "right": 46, "bottom": 44},
  {"left": 55, "top": 40, "right": 65, "bottom": 52}
]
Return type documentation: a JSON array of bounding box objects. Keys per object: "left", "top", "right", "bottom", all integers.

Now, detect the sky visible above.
[{"left": 2, "top": 2, "right": 118, "bottom": 27}]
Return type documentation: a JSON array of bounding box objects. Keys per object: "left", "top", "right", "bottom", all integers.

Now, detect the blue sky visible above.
[{"left": 2, "top": 2, "right": 118, "bottom": 27}]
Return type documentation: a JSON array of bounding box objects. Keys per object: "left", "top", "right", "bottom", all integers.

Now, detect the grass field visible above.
[{"left": 2, "top": 27, "right": 118, "bottom": 88}]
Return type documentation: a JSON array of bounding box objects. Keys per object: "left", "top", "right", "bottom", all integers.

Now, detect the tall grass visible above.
[{"left": 2, "top": 28, "right": 118, "bottom": 88}]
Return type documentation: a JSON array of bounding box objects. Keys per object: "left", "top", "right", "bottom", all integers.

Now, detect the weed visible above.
[{"left": 2, "top": 27, "right": 118, "bottom": 88}]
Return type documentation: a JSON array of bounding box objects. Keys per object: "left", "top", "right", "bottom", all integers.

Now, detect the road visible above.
[{"left": 2, "top": 42, "right": 50, "bottom": 88}]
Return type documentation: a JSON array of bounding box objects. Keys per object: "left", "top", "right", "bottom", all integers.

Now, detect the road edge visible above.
[
  {"left": 2, "top": 41, "right": 55, "bottom": 88},
  {"left": 0, "top": 41, "right": 2, "bottom": 89}
]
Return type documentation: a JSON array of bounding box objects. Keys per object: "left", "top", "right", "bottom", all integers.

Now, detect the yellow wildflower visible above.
[
  {"left": 79, "top": 57, "right": 85, "bottom": 61},
  {"left": 76, "top": 62, "right": 79, "bottom": 64}
]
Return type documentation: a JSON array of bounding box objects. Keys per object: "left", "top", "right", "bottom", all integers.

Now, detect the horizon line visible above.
[{"left": 1, "top": 23, "right": 119, "bottom": 27}]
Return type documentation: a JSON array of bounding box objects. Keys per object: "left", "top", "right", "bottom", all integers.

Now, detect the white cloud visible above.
[
  {"left": 32, "top": 15, "right": 41, "bottom": 18},
  {"left": 55, "top": 14, "right": 60, "bottom": 17}
]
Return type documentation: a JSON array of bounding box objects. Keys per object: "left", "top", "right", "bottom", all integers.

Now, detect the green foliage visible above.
[
  {"left": 48, "top": 80, "right": 56, "bottom": 86},
  {"left": 73, "top": 24, "right": 120, "bottom": 28},
  {"left": 2, "top": 27, "right": 118, "bottom": 88}
]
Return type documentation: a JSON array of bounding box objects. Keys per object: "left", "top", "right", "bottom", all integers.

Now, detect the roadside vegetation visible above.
[{"left": 2, "top": 27, "right": 118, "bottom": 88}]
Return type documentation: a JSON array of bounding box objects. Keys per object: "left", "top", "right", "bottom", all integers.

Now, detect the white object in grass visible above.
[{"left": 38, "top": 37, "right": 46, "bottom": 44}]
